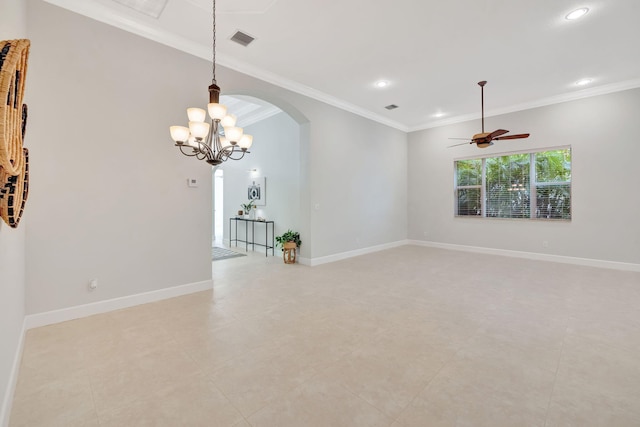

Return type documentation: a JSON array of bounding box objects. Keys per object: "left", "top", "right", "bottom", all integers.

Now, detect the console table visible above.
[{"left": 229, "top": 218, "right": 275, "bottom": 257}]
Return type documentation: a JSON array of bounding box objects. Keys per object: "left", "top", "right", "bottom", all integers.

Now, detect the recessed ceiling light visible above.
[
  {"left": 566, "top": 7, "right": 589, "bottom": 20},
  {"left": 575, "top": 78, "right": 593, "bottom": 86},
  {"left": 433, "top": 112, "right": 446, "bottom": 118},
  {"left": 375, "top": 80, "right": 389, "bottom": 88}
]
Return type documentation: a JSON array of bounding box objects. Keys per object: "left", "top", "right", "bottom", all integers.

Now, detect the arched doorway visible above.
[{"left": 212, "top": 94, "right": 310, "bottom": 260}]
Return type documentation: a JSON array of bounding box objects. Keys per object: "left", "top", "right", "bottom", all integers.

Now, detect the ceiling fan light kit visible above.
[{"left": 449, "top": 81, "right": 530, "bottom": 149}]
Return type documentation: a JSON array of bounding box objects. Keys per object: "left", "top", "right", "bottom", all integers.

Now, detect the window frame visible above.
[{"left": 453, "top": 146, "right": 571, "bottom": 221}]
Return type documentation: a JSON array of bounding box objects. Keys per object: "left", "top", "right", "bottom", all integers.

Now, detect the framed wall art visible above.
[{"left": 247, "top": 177, "right": 265, "bottom": 206}]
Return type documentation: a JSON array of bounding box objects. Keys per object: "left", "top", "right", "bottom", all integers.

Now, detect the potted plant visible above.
[
  {"left": 275, "top": 229, "right": 301, "bottom": 264},
  {"left": 240, "top": 201, "right": 256, "bottom": 219}
]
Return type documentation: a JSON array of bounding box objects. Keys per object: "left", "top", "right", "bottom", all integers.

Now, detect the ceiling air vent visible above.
[
  {"left": 230, "top": 31, "right": 255, "bottom": 47},
  {"left": 385, "top": 104, "right": 399, "bottom": 110}
]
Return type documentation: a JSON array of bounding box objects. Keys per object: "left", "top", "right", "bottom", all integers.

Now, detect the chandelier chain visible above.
[
  {"left": 212, "top": 0, "right": 217, "bottom": 83},
  {"left": 169, "top": 0, "right": 252, "bottom": 166}
]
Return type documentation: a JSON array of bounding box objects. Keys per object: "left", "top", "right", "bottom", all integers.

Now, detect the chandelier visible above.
[{"left": 169, "top": 0, "right": 252, "bottom": 166}]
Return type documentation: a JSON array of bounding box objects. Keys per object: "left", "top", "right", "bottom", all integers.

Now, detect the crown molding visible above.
[
  {"left": 41, "top": 1, "right": 640, "bottom": 135},
  {"left": 215, "top": 55, "right": 409, "bottom": 131},
  {"left": 408, "top": 78, "right": 640, "bottom": 133},
  {"left": 43, "top": 0, "right": 409, "bottom": 132}
]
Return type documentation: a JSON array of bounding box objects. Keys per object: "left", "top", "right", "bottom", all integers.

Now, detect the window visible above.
[
  {"left": 454, "top": 148, "right": 571, "bottom": 220},
  {"left": 455, "top": 158, "right": 482, "bottom": 216}
]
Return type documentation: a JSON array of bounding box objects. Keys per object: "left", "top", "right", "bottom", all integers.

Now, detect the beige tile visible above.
[
  {"left": 98, "top": 374, "right": 244, "bottom": 427},
  {"left": 322, "top": 351, "right": 445, "bottom": 419},
  {"left": 245, "top": 395, "right": 318, "bottom": 427},
  {"left": 88, "top": 345, "right": 202, "bottom": 417},
  {"left": 396, "top": 350, "right": 554, "bottom": 427},
  {"left": 396, "top": 380, "right": 548, "bottom": 427},
  {"left": 10, "top": 372, "right": 98, "bottom": 427},
  {"left": 548, "top": 335, "right": 640, "bottom": 419},
  {"left": 454, "top": 329, "right": 564, "bottom": 374},
  {"left": 249, "top": 373, "right": 393, "bottom": 427},
  {"left": 209, "top": 343, "right": 321, "bottom": 417},
  {"left": 175, "top": 319, "right": 274, "bottom": 373},
  {"left": 566, "top": 312, "right": 640, "bottom": 353},
  {"left": 11, "top": 246, "right": 640, "bottom": 426},
  {"left": 545, "top": 400, "right": 640, "bottom": 427}
]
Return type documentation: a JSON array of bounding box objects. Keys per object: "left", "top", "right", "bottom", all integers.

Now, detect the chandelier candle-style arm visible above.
[{"left": 168, "top": 0, "right": 252, "bottom": 166}]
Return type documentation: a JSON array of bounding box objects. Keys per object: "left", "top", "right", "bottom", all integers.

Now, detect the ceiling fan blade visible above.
[
  {"left": 488, "top": 129, "right": 509, "bottom": 139},
  {"left": 494, "top": 133, "right": 530, "bottom": 140},
  {"left": 447, "top": 141, "right": 472, "bottom": 148}
]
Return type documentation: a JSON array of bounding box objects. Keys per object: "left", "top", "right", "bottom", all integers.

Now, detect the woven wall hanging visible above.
[
  {"left": 0, "top": 39, "right": 30, "bottom": 228},
  {"left": 0, "top": 148, "right": 29, "bottom": 228}
]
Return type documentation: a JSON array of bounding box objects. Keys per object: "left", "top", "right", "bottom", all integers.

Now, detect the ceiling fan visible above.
[{"left": 449, "top": 81, "right": 530, "bottom": 148}]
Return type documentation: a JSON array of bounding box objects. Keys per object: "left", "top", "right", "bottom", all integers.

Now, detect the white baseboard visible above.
[
  {"left": 410, "top": 240, "right": 640, "bottom": 272},
  {"left": 306, "top": 240, "right": 410, "bottom": 267},
  {"left": 1, "top": 318, "right": 26, "bottom": 427},
  {"left": 25, "top": 279, "right": 213, "bottom": 330}
]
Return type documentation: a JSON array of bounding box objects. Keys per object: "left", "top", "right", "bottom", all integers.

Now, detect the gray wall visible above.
[
  {"left": 408, "top": 89, "right": 640, "bottom": 264},
  {"left": 213, "top": 69, "right": 409, "bottom": 260},
  {"left": 219, "top": 111, "right": 302, "bottom": 251},
  {"left": 24, "top": 0, "right": 409, "bottom": 315},
  {"left": 0, "top": 0, "right": 27, "bottom": 423},
  {"left": 25, "top": 1, "right": 214, "bottom": 314}
]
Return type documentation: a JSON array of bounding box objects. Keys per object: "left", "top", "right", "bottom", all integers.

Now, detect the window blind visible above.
[{"left": 454, "top": 148, "right": 571, "bottom": 220}]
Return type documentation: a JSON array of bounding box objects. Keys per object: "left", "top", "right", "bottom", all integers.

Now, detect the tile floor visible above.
[{"left": 9, "top": 245, "right": 640, "bottom": 426}]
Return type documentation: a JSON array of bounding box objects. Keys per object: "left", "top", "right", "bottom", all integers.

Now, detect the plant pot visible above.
[{"left": 283, "top": 242, "right": 297, "bottom": 264}]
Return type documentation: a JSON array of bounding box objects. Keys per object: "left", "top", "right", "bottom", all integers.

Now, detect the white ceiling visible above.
[{"left": 45, "top": 0, "right": 640, "bottom": 131}]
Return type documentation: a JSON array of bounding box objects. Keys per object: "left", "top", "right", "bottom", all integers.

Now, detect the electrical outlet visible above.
[{"left": 89, "top": 279, "right": 98, "bottom": 291}]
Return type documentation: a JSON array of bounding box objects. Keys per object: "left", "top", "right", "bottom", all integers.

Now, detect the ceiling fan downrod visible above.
[{"left": 478, "top": 80, "right": 487, "bottom": 133}]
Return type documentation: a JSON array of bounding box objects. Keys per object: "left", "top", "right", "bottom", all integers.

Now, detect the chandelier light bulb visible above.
[
  {"left": 189, "top": 121, "right": 210, "bottom": 139},
  {"left": 169, "top": 125, "right": 190, "bottom": 142},
  {"left": 224, "top": 126, "right": 243, "bottom": 143},
  {"left": 220, "top": 113, "right": 237, "bottom": 127},
  {"left": 239, "top": 134, "right": 253, "bottom": 150},
  {"left": 186, "top": 136, "right": 199, "bottom": 148},
  {"left": 187, "top": 107, "right": 206, "bottom": 122},
  {"left": 208, "top": 103, "right": 227, "bottom": 120}
]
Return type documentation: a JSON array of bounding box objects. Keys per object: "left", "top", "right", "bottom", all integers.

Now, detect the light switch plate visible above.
[{"left": 187, "top": 178, "right": 199, "bottom": 188}]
